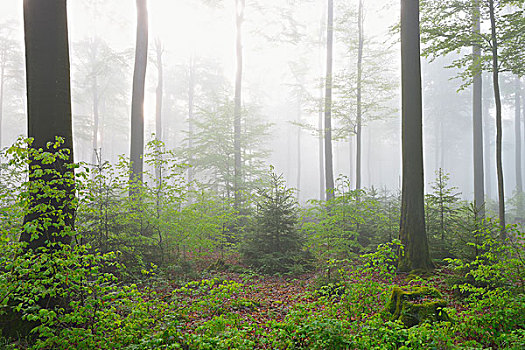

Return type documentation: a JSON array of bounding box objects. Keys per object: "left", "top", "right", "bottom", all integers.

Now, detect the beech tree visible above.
[
  {"left": 129, "top": 0, "right": 148, "bottom": 189},
  {"left": 421, "top": 0, "right": 525, "bottom": 237},
  {"left": 398, "top": 0, "right": 433, "bottom": 272},
  {"left": 324, "top": 0, "right": 335, "bottom": 200},
  {"left": 20, "top": 0, "right": 75, "bottom": 250}
]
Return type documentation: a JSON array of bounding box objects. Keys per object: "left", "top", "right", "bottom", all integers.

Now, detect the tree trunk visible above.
[
  {"left": 318, "top": 94, "right": 325, "bottom": 201},
  {"left": 296, "top": 95, "right": 301, "bottom": 199},
  {"left": 349, "top": 135, "right": 353, "bottom": 189},
  {"left": 233, "top": 0, "right": 245, "bottom": 208},
  {"left": 20, "top": 0, "right": 74, "bottom": 250},
  {"left": 515, "top": 76, "right": 523, "bottom": 213},
  {"left": 188, "top": 55, "right": 195, "bottom": 185},
  {"left": 472, "top": 0, "right": 485, "bottom": 218},
  {"left": 324, "top": 0, "right": 335, "bottom": 201},
  {"left": 0, "top": 64, "right": 4, "bottom": 150},
  {"left": 355, "top": 0, "right": 364, "bottom": 191},
  {"left": 489, "top": 0, "right": 505, "bottom": 238},
  {"left": 129, "top": 0, "right": 148, "bottom": 190},
  {"left": 155, "top": 39, "right": 163, "bottom": 185},
  {"left": 484, "top": 74, "right": 492, "bottom": 200},
  {"left": 91, "top": 42, "right": 99, "bottom": 168},
  {"left": 398, "top": 0, "right": 432, "bottom": 272}
]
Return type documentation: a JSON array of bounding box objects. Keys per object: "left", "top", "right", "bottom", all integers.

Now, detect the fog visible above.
[{"left": 0, "top": 0, "right": 522, "bottom": 203}]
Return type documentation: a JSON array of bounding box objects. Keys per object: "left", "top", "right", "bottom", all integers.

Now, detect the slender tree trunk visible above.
[
  {"left": 398, "top": 0, "right": 432, "bottom": 272},
  {"left": 489, "top": 0, "right": 505, "bottom": 238},
  {"left": 296, "top": 95, "right": 301, "bottom": 199},
  {"left": 188, "top": 55, "right": 195, "bottom": 184},
  {"left": 324, "top": 0, "right": 335, "bottom": 200},
  {"left": 484, "top": 74, "right": 492, "bottom": 200},
  {"left": 367, "top": 126, "right": 372, "bottom": 187},
  {"left": 233, "top": 0, "right": 245, "bottom": 207},
  {"left": 355, "top": 4, "right": 364, "bottom": 191},
  {"left": 0, "top": 64, "right": 4, "bottom": 150},
  {"left": 319, "top": 87, "right": 325, "bottom": 201},
  {"left": 129, "top": 0, "right": 148, "bottom": 190},
  {"left": 91, "top": 51, "right": 99, "bottom": 168},
  {"left": 154, "top": 39, "right": 163, "bottom": 182},
  {"left": 522, "top": 79, "right": 525, "bottom": 192},
  {"left": 355, "top": 0, "right": 364, "bottom": 191},
  {"left": 472, "top": 0, "right": 485, "bottom": 218},
  {"left": 515, "top": 76, "right": 523, "bottom": 213},
  {"left": 349, "top": 135, "right": 353, "bottom": 189}
]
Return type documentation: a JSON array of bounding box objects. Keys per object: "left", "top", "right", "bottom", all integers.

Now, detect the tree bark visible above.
[
  {"left": 356, "top": 0, "right": 363, "bottom": 191},
  {"left": 0, "top": 64, "right": 4, "bottom": 150},
  {"left": 155, "top": 39, "right": 163, "bottom": 186},
  {"left": 324, "top": 0, "right": 335, "bottom": 200},
  {"left": 188, "top": 55, "right": 195, "bottom": 185},
  {"left": 472, "top": 0, "right": 485, "bottom": 218},
  {"left": 515, "top": 76, "right": 523, "bottom": 213},
  {"left": 489, "top": 0, "right": 505, "bottom": 238},
  {"left": 20, "top": 0, "right": 74, "bottom": 250},
  {"left": 91, "top": 40, "right": 100, "bottom": 168},
  {"left": 233, "top": 0, "right": 245, "bottom": 207},
  {"left": 296, "top": 95, "right": 301, "bottom": 199},
  {"left": 129, "top": 0, "right": 148, "bottom": 189},
  {"left": 484, "top": 74, "right": 492, "bottom": 200},
  {"left": 398, "top": 0, "right": 432, "bottom": 272}
]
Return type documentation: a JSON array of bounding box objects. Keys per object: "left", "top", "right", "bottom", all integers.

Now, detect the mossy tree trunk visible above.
[{"left": 398, "top": 0, "right": 433, "bottom": 272}]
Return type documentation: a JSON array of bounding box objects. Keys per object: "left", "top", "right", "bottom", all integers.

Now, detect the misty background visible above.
[{"left": 0, "top": 0, "right": 521, "bottom": 203}]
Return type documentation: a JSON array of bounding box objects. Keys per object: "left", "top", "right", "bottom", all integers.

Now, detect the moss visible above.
[{"left": 385, "top": 286, "right": 449, "bottom": 327}]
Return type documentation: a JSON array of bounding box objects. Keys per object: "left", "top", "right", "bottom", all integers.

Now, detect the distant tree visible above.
[
  {"left": 514, "top": 76, "right": 523, "bottom": 213},
  {"left": 188, "top": 97, "right": 271, "bottom": 198},
  {"left": 154, "top": 38, "right": 163, "bottom": 186},
  {"left": 398, "top": 0, "right": 433, "bottom": 272},
  {"left": 0, "top": 21, "right": 23, "bottom": 150},
  {"left": 421, "top": 0, "right": 525, "bottom": 238},
  {"left": 324, "top": 0, "right": 335, "bottom": 200},
  {"left": 130, "top": 0, "right": 149, "bottom": 190},
  {"left": 233, "top": 0, "right": 245, "bottom": 207},
  {"left": 72, "top": 36, "right": 128, "bottom": 165},
  {"left": 333, "top": 0, "right": 397, "bottom": 191},
  {"left": 472, "top": 0, "right": 485, "bottom": 218}
]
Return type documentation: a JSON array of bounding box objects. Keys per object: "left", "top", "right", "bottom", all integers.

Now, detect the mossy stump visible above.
[{"left": 385, "top": 286, "right": 449, "bottom": 327}]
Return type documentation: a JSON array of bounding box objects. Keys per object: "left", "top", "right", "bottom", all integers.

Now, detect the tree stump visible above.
[{"left": 385, "top": 286, "right": 449, "bottom": 327}]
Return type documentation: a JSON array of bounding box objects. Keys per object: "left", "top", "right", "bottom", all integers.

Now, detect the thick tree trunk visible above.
[
  {"left": 129, "top": 0, "right": 148, "bottom": 189},
  {"left": 472, "top": 0, "right": 485, "bottom": 218},
  {"left": 398, "top": 0, "right": 432, "bottom": 272},
  {"left": 356, "top": 0, "right": 363, "bottom": 191},
  {"left": 515, "top": 76, "right": 523, "bottom": 213},
  {"left": 489, "top": 0, "right": 505, "bottom": 238},
  {"left": 324, "top": 0, "right": 335, "bottom": 200},
  {"left": 233, "top": 0, "right": 245, "bottom": 207}
]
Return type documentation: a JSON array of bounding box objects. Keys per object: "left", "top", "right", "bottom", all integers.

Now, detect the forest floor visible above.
[{"left": 124, "top": 259, "right": 478, "bottom": 349}]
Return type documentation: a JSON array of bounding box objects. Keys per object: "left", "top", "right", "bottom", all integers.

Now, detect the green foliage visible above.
[
  {"left": 425, "top": 169, "right": 461, "bottom": 258},
  {"left": 445, "top": 223, "right": 525, "bottom": 348},
  {"left": 302, "top": 178, "right": 395, "bottom": 260},
  {"left": 242, "top": 169, "right": 308, "bottom": 274}
]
